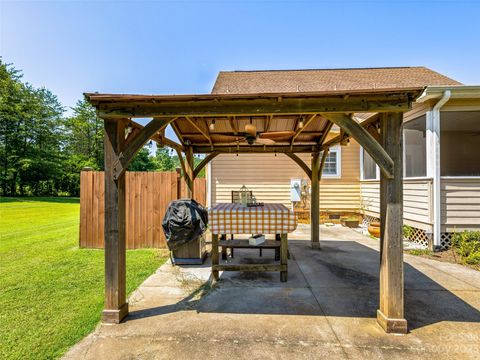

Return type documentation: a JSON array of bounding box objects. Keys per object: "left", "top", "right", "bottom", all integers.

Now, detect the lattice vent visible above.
[
  {"left": 362, "top": 215, "right": 430, "bottom": 248},
  {"left": 362, "top": 215, "right": 379, "bottom": 228},
  {"left": 440, "top": 232, "right": 452, "bottom": 249},
  {"left": 405, "top": 227, "right": 429, "bottom": 248}
]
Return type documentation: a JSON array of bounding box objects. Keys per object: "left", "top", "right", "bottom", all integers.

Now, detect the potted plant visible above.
[
  {"left": 368, "top": 221, "right": 381, "bottom": 238},
  {"left": 342, "top": 217, "right": 359, "bottom": 228}
]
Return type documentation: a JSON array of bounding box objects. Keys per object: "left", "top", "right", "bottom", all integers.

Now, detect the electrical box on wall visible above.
[{"left": 291, "top": 179, "right": 302, "bottom": 202}]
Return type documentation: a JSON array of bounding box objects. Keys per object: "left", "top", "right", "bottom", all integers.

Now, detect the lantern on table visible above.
[{"left": 239, "top": 185, "right": 250, "bottom": 206}]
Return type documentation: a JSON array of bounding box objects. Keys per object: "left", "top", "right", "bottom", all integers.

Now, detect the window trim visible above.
[{"left": 322, "top": 145, "right": 341, "bottom": 179}]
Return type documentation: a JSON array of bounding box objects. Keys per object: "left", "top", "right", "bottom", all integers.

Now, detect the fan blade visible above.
[
  {"left": 245, "top": 123, "right": 257, "bottom": 137},
  {"left": 212, "top": 134, "right": 245, "bottom": 143},
  {"left": 255, "top": 138, "right": 276, "bottom": 145},
  {"left": 259, "top": 131, "right": 296, "bottom": 140}
]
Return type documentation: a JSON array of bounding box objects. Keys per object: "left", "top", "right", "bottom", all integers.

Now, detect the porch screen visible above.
[
  {"left": 441, "top": 111, "right": 480, "bottom": 176},
  {"left": 404, "top": 115, "right": 426, "bottom": 178}
]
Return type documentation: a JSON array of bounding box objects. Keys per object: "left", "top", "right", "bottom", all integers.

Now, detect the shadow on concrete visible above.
[{"left": 128, "top": 239, "right": 480, "bottom": 331}]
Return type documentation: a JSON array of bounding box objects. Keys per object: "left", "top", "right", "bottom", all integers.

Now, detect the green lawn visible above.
[{"left": 0, "top": 197, "right": 167, "bottom": 359}]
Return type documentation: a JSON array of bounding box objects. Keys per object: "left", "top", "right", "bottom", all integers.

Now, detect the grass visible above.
[
  {"left": 407, "top": 249, "right": 433, "bottom": 256},
  {"left": 0, "top": 197, "right": 167, "bottom": 359}
]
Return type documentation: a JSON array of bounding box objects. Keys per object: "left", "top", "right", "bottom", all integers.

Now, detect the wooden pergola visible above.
[{"left": 85, "top": 87, "right": 423, "bottom": 334}]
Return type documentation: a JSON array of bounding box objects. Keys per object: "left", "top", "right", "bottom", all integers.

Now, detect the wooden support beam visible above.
[
  {"left": 203, "top": 118, "right": 213, "bottom": 144},
  {"left": 160, "top": 136, "right": 183, "bottom": 153},
  {"left": 95, "top": 92, "right": 415, "bottom": 118},
  {"left": 193, "top": 144, "right": 321, "bottom": 154},
  {"left": 175, "top": 148, "right": 188, "bottom": 181},
  {"left": 322, "top": 113, "right": 394, "bottom": 179},
  {"left": 171, "top": 120, "right": 185, "bottom": 145},
  {"left": 311, "top": 152, "right": 320, "bottom": 249},
  {"left": 102, "top": 119, "right": 128, "bottom": 323},
  {"left": 185, "top": 116, "right": 212, "bottom": 146},
  {"left": 112, "top": 117, "right": 175, "bottom": 180},
  {"left": 193, "top": 152, "right": 219, "bottom": 179},
  {"left": 212, "top": 234, "right": 219, "bottom": 281},
  {"left": 377, "top": 112, "right": 407, "bottom": 334},
  {"left": 229, "top": 116, "right": 238, "bottom": 135},
  {"left": 185, "top": 146, "right": 194, "bottom": 198},
  {"left": 280, "top": 234, "right": 288, "bottom": 282},
  {"left": 290, "top": 114, "right": 317, "bottom": 149},
  {"left": 322, "top": 113, "right": 380, "bottom": 148},
  {"left": 265, "top": 115, "right": 273, "bottom": 132},
  {"left": 318, "top": 148, "right": 329, "bottom": 180},
  {"left": 285, "top": 153, "right": 312, "bottom": 180}
]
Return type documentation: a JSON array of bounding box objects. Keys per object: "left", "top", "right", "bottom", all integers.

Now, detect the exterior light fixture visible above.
[
  {"left": 209, "top": 119, "right": 215, "bottom": 131},
  {"left": 298, "top": 116, "right": 304, "bottom": 129}
]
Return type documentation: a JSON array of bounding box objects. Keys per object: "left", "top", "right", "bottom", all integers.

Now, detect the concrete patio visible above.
[{"left": 64, "top": 225, "right": 480, "bottom": 359}]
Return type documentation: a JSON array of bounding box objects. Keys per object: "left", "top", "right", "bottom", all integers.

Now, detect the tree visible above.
[
  {"left": 0, "top": 60, "right": 64, "bottom": 196},
  {"left": 155, "top": 147, "right": 176, "bottom": 171},
  {"left": 127, "top": 144, "right": 158, "bottom": 171},
  {"left": 61, "top": 99, "right": 104, "bottom": 195}
]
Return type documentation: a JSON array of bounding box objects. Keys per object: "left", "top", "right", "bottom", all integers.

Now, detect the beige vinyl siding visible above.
[
  {"left": 361, "top": 179, "right": 433, "bottom": 231},
  {"left": 441, "top": 178, "right": 480, "bottom": 231},
  {"left": 210, "top": 141, "right": 361, "bottom": 210}
]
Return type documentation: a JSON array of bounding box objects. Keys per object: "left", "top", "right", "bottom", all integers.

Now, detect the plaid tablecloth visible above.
[{"left": 208, "top": 203, "right": 297, "bottom": 235}]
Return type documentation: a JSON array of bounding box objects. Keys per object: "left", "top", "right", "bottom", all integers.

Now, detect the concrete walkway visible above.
[{"left": 64, "top": 225, "right": 480, "bottom": 359}]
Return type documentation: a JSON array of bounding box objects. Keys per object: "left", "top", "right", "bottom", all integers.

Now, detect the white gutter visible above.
[{"left": 430, "top": 90, "right": 451, "bottom": 249}]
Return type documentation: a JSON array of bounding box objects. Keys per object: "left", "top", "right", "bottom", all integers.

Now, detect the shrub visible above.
[
  {"left": 403, "top": 225, "right": 414, "bottom": 240},
  {"left": 451, "top": 231, "right": 480, "bottom": 265}
]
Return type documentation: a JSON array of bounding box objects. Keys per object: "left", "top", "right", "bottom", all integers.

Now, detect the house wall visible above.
[
  {"left": 209, "top": 140, "right": 361, "bottom": 211},
  {"left": 441, "top": 178, "right": 480, "bottom": 232},
  {"left": 361, "top": 179, "right": 433, "bottom": 231}
]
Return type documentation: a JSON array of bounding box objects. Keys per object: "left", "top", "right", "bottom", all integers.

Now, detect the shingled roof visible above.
[{"left": 211, "top": 66, "right": 461, "bottom": 94}]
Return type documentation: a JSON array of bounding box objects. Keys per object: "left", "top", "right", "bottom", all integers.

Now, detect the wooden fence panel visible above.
[
  {"left": 180, "top": 178, "right": 207, "bottom": 205},
  {"left": 79, "top": 171, "right": 206, "bottom": 249}
]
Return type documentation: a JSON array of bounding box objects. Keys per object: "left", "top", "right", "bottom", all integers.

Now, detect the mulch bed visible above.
[{"left": 407, "top": 248, "right": 480, "bottom": 271}]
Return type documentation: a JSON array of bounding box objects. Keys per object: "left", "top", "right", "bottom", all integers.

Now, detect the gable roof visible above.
[{"left": 211, "top": 66, "right": 461, "bottom": 94}]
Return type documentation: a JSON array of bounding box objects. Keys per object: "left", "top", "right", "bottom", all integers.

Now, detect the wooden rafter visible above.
[
  {"left": 170, "top": 120, "right": 185, "bottom": 145},
  {"left": 290, "top": 114, "right": 317, "bottom": 149},
  {"left": 318, "top": 121, "right": 334, "bottom": 146},
  {"left": 185, "top": 116, "right": 212, "bottom": 146}
]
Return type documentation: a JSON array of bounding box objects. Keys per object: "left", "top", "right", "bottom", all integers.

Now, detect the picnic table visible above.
[{"left": 208, "top": 203, "right": 297, "bottom": 282}]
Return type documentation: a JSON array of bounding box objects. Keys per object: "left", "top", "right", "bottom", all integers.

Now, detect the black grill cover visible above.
[{"left": 162, "top": 199, "right": 208, "bottom": 251}]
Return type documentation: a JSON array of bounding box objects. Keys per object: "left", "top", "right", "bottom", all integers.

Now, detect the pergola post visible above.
[
  {"left": 103, "top": 119, "right": 128, "bottom": 323},
  {"left": 377, "top": 112, "right": 407, "bottom": 334},
  {"left": 310, "top": 151, "right": 320, "bottom": 249},
  {"left": 185, "top": 146, "right": 194, "bottom": 198}
]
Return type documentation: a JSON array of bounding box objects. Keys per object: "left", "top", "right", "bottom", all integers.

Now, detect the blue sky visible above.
[{"left": 1, "top": 0, "right": 480, "bottom": 142}]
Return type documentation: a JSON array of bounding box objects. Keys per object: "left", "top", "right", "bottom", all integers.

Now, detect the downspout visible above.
[{"left": 430, "top": 90, "right": 451, "bottom": 250}]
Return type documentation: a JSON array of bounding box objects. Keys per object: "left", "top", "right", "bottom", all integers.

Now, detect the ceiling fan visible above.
[{"left": 215, "top": 118, "right": 296, "bottom": 145}]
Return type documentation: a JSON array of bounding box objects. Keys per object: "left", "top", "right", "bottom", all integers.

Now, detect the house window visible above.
[
  {"left": 441, "top": 111, "right": 480, "bottom": 176},
  {"left": 404, "top": 115, "right": 427, "bottom": 178},
  {"left": 361, "top": 148, "right": 379, "bottom": 180},
  {"left": 322, "top": 146, "right": 341, "bottom": 178}
]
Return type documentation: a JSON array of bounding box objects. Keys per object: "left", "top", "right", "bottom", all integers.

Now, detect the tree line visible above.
[{"left": 0, "top": 60, "right": 203, "bottom": 197}]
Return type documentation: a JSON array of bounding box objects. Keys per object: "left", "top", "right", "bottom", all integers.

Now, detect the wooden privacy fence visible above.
[{"left": 80, "top": 171, "right": 207, "bottom": 249}]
